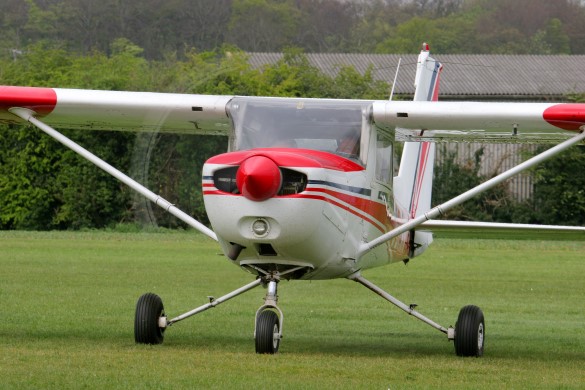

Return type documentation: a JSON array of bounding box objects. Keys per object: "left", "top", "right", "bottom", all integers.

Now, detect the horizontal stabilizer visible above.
[{"left": 417, "top": 220, "right": 585, "bottom": 241}]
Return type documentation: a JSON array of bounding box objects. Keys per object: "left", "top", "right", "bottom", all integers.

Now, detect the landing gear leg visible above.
[
  {"left": 348, "top": 272, "right": 485, "bottom": 356},
  {"left": 255, "top": 279, "right": 283, "bottom": 354}
]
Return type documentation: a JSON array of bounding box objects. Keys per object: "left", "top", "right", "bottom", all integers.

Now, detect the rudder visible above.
[{"left": 393, "top": 44, "right": 442, "bottom": 256}]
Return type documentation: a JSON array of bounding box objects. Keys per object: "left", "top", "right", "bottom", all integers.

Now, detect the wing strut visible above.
[
  {"left": 357, "top": 129, "right": 585, "bottom": 259},
  {"left": 9, "top": 107, "right": 218, "bottom": 241}
]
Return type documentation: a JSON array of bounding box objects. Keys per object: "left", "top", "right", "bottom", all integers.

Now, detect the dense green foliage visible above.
[
  {"left": 432, "top": 145, "right": 514, "bottom": 222},
  {"left": 432, "top": 143, "right": 585, "bottom": 226},
  {"left": 521, "top": 146, "right": 585, "bottom": 226}
]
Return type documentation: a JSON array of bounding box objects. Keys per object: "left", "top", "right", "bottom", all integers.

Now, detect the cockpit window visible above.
[{"left": 227, "top": 97, "right": 371, "bottom": 165}]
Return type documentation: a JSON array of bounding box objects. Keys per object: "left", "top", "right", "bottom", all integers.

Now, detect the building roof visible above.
[{"left": 247, "top": 53, "right": 585, "bottom": 101}]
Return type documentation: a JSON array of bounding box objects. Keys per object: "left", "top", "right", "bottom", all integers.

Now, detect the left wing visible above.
[{"left": 373, "top": 100, "right": 585, "bottom": 143}]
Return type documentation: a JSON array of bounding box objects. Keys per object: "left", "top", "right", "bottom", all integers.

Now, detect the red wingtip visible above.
[
  {"left": 543, "top": 104, "right": 585, "bottom": 131},
  {"left": 0, "top": 86, "right": 57, "bottom": 117}
]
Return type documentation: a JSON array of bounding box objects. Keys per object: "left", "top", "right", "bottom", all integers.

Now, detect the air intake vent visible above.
[
  {"left": 278, "top": 168, "right": 307, "bottom": 195},
  {"left": 213, "top": 166, "right": 239, "bottom": 194},
  {"left": 213, "top": 166, "right": 307, "bottom": 196}
]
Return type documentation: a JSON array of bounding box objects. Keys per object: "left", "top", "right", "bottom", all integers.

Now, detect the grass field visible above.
[{"left": 1, "top": 231, "right": 584, "bottom": 389}]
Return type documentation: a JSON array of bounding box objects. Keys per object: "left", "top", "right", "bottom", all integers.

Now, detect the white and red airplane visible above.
[{"left": 1, "top": 44, "right": 585, "bottom": 356}]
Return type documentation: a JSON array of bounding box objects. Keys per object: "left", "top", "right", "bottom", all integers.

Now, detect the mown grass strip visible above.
[{"left": 1, "top": 231, "right": 584, "bottom": 389}]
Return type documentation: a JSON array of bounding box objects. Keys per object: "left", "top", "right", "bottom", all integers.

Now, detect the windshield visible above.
[{"left": 227, "top": 97, "right": 371, "bottom": 165}]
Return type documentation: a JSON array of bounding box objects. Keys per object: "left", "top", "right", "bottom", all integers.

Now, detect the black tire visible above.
[
  {"left": 454, "top": 305, "right": 485, "bottom": 357},
  {"left": 135, "top": 293, "right": 165, "bottom": 345},
  {"left": 255, "top": 310, "right": 280, "bottom": 354}
]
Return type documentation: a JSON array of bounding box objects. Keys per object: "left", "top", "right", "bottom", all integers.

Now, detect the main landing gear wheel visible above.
[
  {"left": 454, "top": 305, "right": 485, "bottom": 357},
  {"left": 255, "top": 310, "right": 280, "bottom": 354},
  {"left": 135, "top": 293, "right": 166, "bottom": 345}
]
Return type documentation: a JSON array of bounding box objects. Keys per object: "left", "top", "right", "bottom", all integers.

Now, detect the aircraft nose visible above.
[{"left": 236, "top": 155, "right": 282, "bottom": 201}]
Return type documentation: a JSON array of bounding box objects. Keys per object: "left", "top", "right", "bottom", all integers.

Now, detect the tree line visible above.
[{"left": 2, "top": 0, "right": 585, "bottom": 59}]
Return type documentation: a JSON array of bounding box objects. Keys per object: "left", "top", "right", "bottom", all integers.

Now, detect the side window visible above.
[{"left": 375, "top": 133, "right": 393, "bottom": 183}]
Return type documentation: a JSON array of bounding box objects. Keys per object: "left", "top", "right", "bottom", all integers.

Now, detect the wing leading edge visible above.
[{"left": 2, "top": 86, "right": 585, "bottom": 143}]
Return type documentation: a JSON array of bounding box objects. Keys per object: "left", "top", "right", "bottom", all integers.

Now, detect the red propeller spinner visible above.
[{"left": 236, "top": 155, "right": 282, "bottom": 201}]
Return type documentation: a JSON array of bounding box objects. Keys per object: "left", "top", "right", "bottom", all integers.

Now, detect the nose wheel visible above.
[
  {"left": 255, "top": 309, "right": 281, "bottom": 354},
  {"left": 254, "top": 279, "right": 283, "bottom": 354}
]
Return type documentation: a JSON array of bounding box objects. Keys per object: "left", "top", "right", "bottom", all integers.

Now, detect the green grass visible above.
[{"left": 1, "top": 231, "right": 584, "bottom": 389}]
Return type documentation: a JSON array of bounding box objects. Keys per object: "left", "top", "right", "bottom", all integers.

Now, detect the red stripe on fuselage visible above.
[
  {"left": 304, "top": 187, "right": 388, "bottom": 230},
  {"left": 203, "top": 190, "right": 238, "bottom": 196},
  {"left": 203, "top": 186, "right": 388, "bottom": 233},
  {"left": 294, "top": 194, "right": 385, "bottom": 233},
  {"left": 0, "top": 86, "right": 57, "bottom": 117}
]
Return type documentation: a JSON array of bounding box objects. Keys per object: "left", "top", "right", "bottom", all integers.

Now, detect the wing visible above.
[
  {"left": 0, "top": 86, "right": 233, "bottom": 134},
  {"left": 2, "top": 86, "right": 584, "bottom": 142},
  {"left": 373, "top": 100, "right": 585, "bottom": 143}
]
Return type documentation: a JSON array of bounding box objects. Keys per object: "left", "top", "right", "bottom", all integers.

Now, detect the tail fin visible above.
[{"left": 393, "top": 43, "right": 442, "bottom": 255}]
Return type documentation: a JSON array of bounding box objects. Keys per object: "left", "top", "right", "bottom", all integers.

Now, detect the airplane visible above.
[{"left": 1, "top": 44, "right": 585, "bottom": 357}]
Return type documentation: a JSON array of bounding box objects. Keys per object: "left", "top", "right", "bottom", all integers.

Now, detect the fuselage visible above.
[
  {"left": 200, "top": 96, "right": 435, "bottom": 280},
  {"left": 203, "top": 148, "right": 408, "bottom": 280}
]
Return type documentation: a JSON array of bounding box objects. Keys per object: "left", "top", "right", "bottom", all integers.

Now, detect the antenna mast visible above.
[{"left": 389, "top": 58, "right": 402, "bottom": 101}]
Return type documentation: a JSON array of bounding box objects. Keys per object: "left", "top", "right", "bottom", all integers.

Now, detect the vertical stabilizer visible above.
[
  {"left": 393, "top": 43, "right": 442, "bottom": 256},
  {"left": 413, "top": 43, "right": 443, "bottom": 102}
]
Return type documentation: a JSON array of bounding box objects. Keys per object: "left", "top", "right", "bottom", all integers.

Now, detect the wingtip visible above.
[{"left": 0, "top": 86, "right": 57, "bottom": 119}]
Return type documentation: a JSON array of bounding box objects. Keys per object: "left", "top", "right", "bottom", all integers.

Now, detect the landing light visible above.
[{"left": 252, "top": 219, "right": 270, "bottom": 237}]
